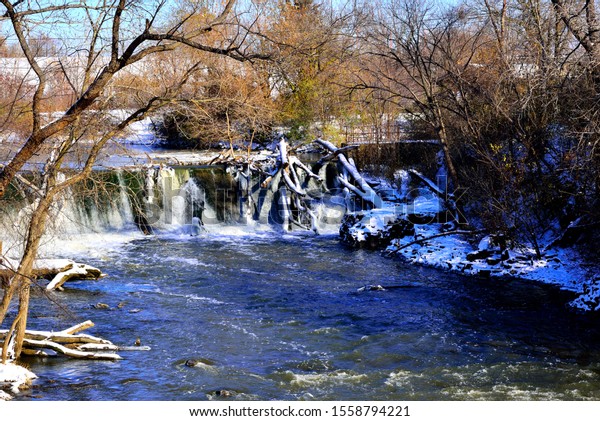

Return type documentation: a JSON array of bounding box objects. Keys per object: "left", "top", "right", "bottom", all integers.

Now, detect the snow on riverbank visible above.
[
  {"left": 340, "top": 199, "right": 600, "bottom": 312},
  {"left": 0, "top": 363, "right": 37, "bottom": 400}
]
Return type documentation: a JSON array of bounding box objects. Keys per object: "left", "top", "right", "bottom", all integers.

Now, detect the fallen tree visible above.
[
  {"left": 204, "top": 137, "right": 384, "bottom": 232},
  {"left": 209, "top": 138, "right": 325, "bottom": 232},
  {"left": 314, "top": 139, "right": 384, "bottom": 208},
  {"left": 0, "top": 320, "right": 146, "bottom": 363},
  {"left": 0, "top": 258, "right": 105, "bottom": 291}
]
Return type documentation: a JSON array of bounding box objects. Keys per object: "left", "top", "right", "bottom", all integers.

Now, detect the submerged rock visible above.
[
  {"left": 357, "top": 284, "right": 386, "bottom": 292},
  {"left": 212, "top": 389, "right": 235, "bottom": 398},
  {"left": 184, "top": 357, "right": 216, "bottom": 368}
]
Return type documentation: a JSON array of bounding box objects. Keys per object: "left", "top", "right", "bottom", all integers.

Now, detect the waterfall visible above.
[
  {"left": 141, "top": 166, "right": 216, "bottom": 231},
  {"left": 156, "top": 166, "right": 189, "bottom": 227},
  {"left": 53, "top": 171, "right": 136, "bottom": 235},
  {"left": 0, "top": 161, "right": 358, "bottom": 251},
  {"left": 0, "top": 171, "right": 141, "bottom": 258},
  {"left": 116, "top": 169, "right": 134, "bottom": 225},
  {"left": 310, "top": 195, "right": 347, "bottom": 234},
  {"left": 145, "top": 166, "right": 156, "bottom": 208}
]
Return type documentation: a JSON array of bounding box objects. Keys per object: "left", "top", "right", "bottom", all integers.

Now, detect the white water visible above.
[{"left": 0, "top": 165, "right": 346, "bottom": 260}]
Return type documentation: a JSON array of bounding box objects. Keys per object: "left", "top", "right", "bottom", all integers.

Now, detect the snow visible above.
[
  {"left": 0, "top": 363, "right": 37, "bottom": 399},
  {"left": 478, "top": 236, "right": 492, "bottom": 251},
  {"left": 385, "top": 219, "right": 598, "bottom": 311},
  {"left": 33, "top": 259, "right": 74, "bottom": 271},
  {"left": 341, "top": 184, "right": 600, "bottom": 312},
  {"left": 410, "top": 195, "right": 442, "bottom": 214}
]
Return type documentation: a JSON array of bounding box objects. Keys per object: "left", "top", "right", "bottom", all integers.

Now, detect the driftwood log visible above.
[
  {"left": 21, "top": 338, "right": 121, "bottom": 361},
  {"left": 0, "top": 320, "right": 148, "bottom": 362},
  {"left": 0, "top": 258, "right": 105, "bottom": 291},
  {"left": 45, "top": 263, "right": 104, "bottom": 290}
]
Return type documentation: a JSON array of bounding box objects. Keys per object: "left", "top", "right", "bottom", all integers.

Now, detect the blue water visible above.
[{"left": 16, "top": 231, "right": 600, "bottom": 400}]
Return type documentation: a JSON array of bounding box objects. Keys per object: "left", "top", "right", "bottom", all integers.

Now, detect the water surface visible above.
[{"left": 17, "top": 230, "right": 600, "bottom": 400}]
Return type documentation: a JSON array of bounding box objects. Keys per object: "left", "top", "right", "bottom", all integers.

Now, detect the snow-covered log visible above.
[
  {"left": 46, "top": 263, "right": 104, "bottom": 291},
  {"left": 22, "top": 338, "right": 122, "bottom": 360},
  {"left": 77, "top": 343, "right": 151, "bottom": 352},
  {"left": 290, "top": 156, "right": 323, "bottom": 182},
  {"left": 278, "top": 138, "right": 289, "bottom": 167},
  {"left": 408, "top": 169, "right": 466, "bottom": 224},
  {"left": 282, "top": 170, "right": 306, "bottom": 196},
  {"left": 0, "top": 259, "right": 105, "bottom": 290},
  {"left": 62, "top": 320, "right": 95, "bottom": 335},
  {"left": 0, "top": 329, "right": 112, "bottom": 345},
  {"left": 195, "top": 138, "right": 323, "bottom": 232},
  {"left": 544, "top": 216, "right": 600, "bottom": 250},
  {"left": 20, "top": 349, "right": 50, "bottom": 357},
  {"left": 338, "top": 172, "right": 366, "bottom": 198},
  {"left": 317, "top": 145, "right": 359, "bottom": 165},
  {"left": 1, "top": 258, "right": 72, "bottom": 279},
  {"left": 0, "top": 321, "right": 141, "bottom": 362},
  {"left": 315, "top": 139, "right": 384, "bottom": 208},
  {"left": 32, "top": 259, "right": 75, "bottom": 277},
  {"left": 76, "top": 343, "right": 120, "bottom": 352},
  {"left": 408, "top": 169, "right": 446, "bottom": 197},
  {"left": 279, "top": 138, "right": 307, "bottom": 196}
]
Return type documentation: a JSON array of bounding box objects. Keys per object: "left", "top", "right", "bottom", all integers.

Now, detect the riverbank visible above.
[
  {"left": 340, "top": 205, "right": 600, "bottom": 312},
  {"left": 0, "top": 363, "right": 36, "bottom": 400}
]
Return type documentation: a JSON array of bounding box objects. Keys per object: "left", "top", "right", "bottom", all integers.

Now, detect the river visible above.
[{"left": 15, "top": 227, "right": 600, "bottom": 401}]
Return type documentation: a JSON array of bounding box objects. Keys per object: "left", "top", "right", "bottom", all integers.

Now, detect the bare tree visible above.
[
  {"left": 0, "top": 0, "right": 268, "bottom": 198},
  {"left": 354, "top": 0, "right": 483, "bottom": 189},
  {"left": 551, "top": 0, "right": 600, "bottom": 75},
  {"left": 156, "top": 55, "right": 275, "bottom": 152},
  {"left": 0, "top": 0, "right": 267, "bottom": 360}
]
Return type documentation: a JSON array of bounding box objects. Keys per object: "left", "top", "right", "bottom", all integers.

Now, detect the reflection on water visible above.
[{"left": 16, "top": 231, "right": 600, "bottom": 401}]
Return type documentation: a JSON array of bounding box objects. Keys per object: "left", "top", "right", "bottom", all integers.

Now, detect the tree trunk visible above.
[
  {"left": 433, "top": 101, "right": 459, "bottom": 192},
  {"left": 13, "top": 285, "right": 30, "bottom": 358},
  {"left": 0, "top": 189, "right": 52, "bottom": 360}
]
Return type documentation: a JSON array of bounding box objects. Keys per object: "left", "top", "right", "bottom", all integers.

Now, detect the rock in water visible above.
[
  {"left": 208, "top": 389, "right": 235, "bottom": 398},
  {"left": 357, "top": 284, "right": 386, "bottom": 292},
  {"left": 216, "top": 390, "right": 233, "bottom": 398}
]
